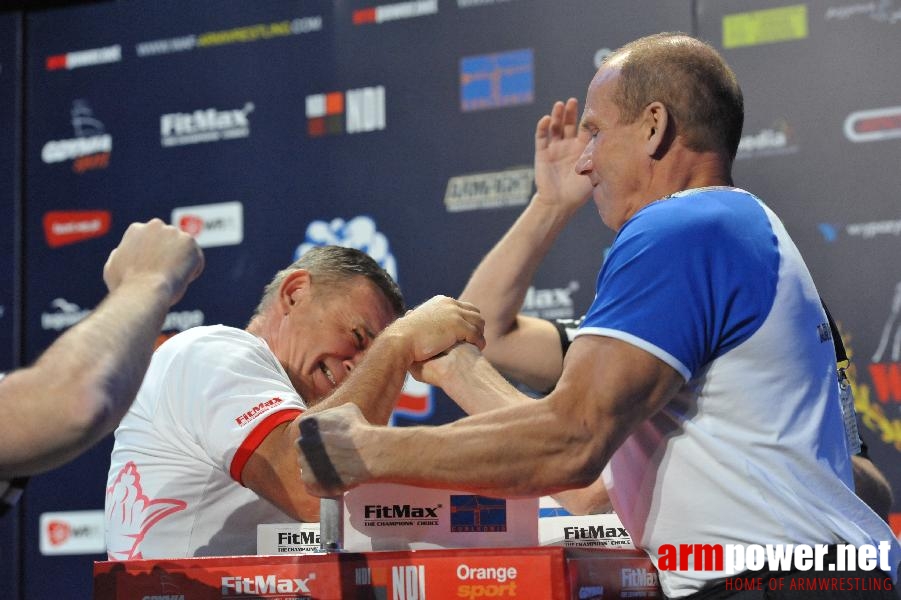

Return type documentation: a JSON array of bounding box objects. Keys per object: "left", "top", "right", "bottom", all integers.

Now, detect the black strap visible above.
[
  {"left": 0, "top": 476, "right": 28, "bottom": 517},
  {"left": 821, "top": 301, "right": 848, "bottom": 366},
  {"left": 297, "top": 418, "right": 344, "bottom": 491}
]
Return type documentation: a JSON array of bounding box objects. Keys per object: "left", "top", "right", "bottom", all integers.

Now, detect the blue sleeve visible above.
[{"left": 577, "top": 192, "right": 779, "bottom": 379}]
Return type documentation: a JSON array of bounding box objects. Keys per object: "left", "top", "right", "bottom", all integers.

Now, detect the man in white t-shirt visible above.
[{"left": 105, "top": 245, "right": 485, "bottom": 559}]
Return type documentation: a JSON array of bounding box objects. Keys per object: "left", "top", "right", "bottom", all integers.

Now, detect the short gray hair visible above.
[
  {"left": 251, "top": 245, "right": 405, "bottom": 320},
  {"left": 608, "top": 32, "right": 744, "bottom": 161}
]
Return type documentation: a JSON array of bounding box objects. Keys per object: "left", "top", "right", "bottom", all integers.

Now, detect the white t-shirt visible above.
[{"left": 104, "top": 325, "right": 306, "bottom": 559}]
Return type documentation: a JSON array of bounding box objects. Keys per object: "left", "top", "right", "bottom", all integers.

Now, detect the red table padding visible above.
[{"left": 94, "top": 546, "right": 661, "bottom": 599}]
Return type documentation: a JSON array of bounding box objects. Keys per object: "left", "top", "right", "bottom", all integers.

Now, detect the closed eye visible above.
[{"left": 580, "top": 122, "right": 598, "bottom": 138}]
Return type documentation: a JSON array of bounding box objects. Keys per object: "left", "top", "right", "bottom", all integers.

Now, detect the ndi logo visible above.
[
  {"left": 305, "top": 86, "right": 386, "bottom": 136},
  {"left": 392, "top": 565, "right": 426, "bottom": 599}
]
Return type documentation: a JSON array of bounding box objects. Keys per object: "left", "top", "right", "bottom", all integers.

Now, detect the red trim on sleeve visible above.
[{"left": 230, "top": 409, "right": 303, "bottom": 485}]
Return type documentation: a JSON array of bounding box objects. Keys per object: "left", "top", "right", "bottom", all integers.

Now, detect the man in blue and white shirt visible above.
[{"left": 297, "top": 33, "right": 900, "bottom": 598}]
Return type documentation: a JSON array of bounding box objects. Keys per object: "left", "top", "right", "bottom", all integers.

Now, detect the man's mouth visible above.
[{"left": 319, "top": 362, "right": 336, "bottom": 387}]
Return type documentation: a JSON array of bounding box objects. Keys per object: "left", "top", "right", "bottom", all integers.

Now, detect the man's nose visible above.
[
  {"left": 574, "top": 145, "right": 593, "bottom": 175},
  {"left": 342, "top": 354, "right": 362, "bottom": 374}
]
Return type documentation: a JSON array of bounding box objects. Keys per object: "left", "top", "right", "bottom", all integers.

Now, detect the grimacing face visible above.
[
  {"left": 273, "top": 274, "right": 396, "bottom": 403},
  {"left": 574, "top": 60, "right": 651, "bottom": 231}
]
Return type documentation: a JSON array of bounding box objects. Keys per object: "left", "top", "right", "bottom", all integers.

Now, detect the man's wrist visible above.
[
  {"left": 529, "top": 192, "right": 582, "bottom": 222},
  {"left": 108, "top": 274, "right": 174, "bottom": 310},
  {"left": 357, "top": 424, "right": 401, "bottom": 483},
  {"left": 371, "top": 326, "right": 417, "bottom": 366}
]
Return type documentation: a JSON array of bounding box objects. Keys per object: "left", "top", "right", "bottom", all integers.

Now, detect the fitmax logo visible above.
[
  {"left": 364, "top": 504, "right": 439, "bottom": 519},
  {"left": 221, "top": 574, "right": 315, "bottom": 595},
  {"left": 277, "top": 531, "right": 319, "bottom": 545},
  {"left": 622, "top": 568, "right": 659, "bottom": 588},
  {"left": 161, "top": 103, "right": 254, "bottom": 147},
  {"left": 563, "top": 525, "right": 629, "bottom": 540}
]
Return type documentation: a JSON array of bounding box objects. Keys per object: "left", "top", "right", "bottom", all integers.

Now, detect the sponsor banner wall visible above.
[
  {"left": 7, "top": 0, "right": 899, "bottom": 598},
  {"left": 0, "top": 11, "right": 22, "bottom": 600},
  {"left": 0, "top": 12, "right": 19, "bottom": 373},
  {"left": 17, "top": 1, "right": 690, "bottom": 596},
  {"left": 22, "top": 2, "right": 334, "bottom": 597}
]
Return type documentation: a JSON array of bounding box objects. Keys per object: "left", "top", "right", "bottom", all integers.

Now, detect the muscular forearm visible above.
[
  {"left": 356, "top": 337, "right": 680, "bottom": 498},
  {"left": 360, "top": 398, "right": 601, "bottom": 497},
  {"left": 457, "top": 197, "right": 575, "bottom": 391},
  {"left": 438, "top": 351, "right": 530, "bottom": 414},
  {"left": 0, "top": 278, "right": 172, "bottom": 477},
  {"left": 438, "top": 349, "right": 612, "bottom": 513},
  {"left": 460, "top": 195, "right": 577, "bottom": 340}
]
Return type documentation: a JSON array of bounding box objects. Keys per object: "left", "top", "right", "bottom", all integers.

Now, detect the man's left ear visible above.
[
  {"left": 280, "top": 269, "right": 312, "bottom": 314},
  {"left": 644, "top": 102, "right": 668, "bottom": 157}
]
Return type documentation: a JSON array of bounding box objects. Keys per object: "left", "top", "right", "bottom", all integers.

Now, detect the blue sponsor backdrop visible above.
[
  {"left": 0, "top": 14, "right": 22, "bottom": 598},
  {"left": 0, "top": 12, "right": 22, "bottom": 600},
  {"left": 0, "top": 0, "right": 898, "bottom": 598},
  {"left": 0, "top": 12, "right": 19, "bottom": 375}
]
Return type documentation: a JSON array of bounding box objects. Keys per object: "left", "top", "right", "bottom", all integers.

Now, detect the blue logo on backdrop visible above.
[
  {"left": 460, "top": 48, "right": 534, "bottom": 112},
  {"left": 818, "top": 223, "right": 839, "bottom": 242},
  {"left": 294, "top": 215, "right": 397, "bottom": 282},
  {"left": 449, "top": 495, "right": 508, "bottom": 532}
]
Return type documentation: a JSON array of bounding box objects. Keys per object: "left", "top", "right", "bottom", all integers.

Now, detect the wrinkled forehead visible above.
[
  {"left": 589, "top": 51, "right": 626, "bottom": 91},
  {"left": 582, "top": 64, "right": 623, "bottom": 122},
  {"left": 318, "top": 275, "right": 397, "bottom": 333},
  {"left": 359, "top": 282, "right": 400, "bottom": 333}
]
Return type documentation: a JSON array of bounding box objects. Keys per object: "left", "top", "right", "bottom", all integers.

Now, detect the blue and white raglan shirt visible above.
[{"left": 571, "top": 187, "right": 900, "bottom": 597}]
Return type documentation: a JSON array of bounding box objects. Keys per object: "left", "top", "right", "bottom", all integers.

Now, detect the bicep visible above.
[
  {"left": 241, "top": 419, "right": 320, "bottom": 522},
  {"left": 482, "top": 315, "right": 564, "bottom": 392},
  {"left": 553, "top": 335, "right": 683, "bottom": 463}
]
